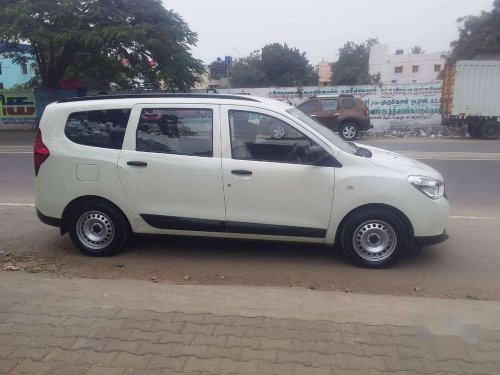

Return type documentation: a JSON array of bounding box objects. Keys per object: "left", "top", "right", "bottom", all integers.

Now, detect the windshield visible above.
[{"left": 286, "top": 108, "right": 357, "bottom": 154}]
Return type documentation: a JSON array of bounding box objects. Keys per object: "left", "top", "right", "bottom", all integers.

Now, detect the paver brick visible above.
[
  {"left": 60, "top": 316, "right": 96, "bottom": 327},
  {"left": 257, "top": 360, "right": 294, "bottom": 374},
  {"left": 94, "top": 328, "right": 133, "bottom": 341},
  {"left": 276, "top": 349, "right": 312, "bottom": 365},
  {"left": 226, "top": 336, "right": 260, "bottom": 350},
  {"left": 295, "top": 363, "right": 332, "bottom": 375},
  {"left": 213, "top": 324, "right": 245, "bottom": 337},
  {"left": 0, "top": 358, "right": 20, "bottom": 373},
  {"left": 129, "top": 329, "right": 162, "bottom": 342},
  {"left": 193, "top": 333, "right": 227, "bottom": 347},
  {"left": 71, "top": 338, "right": 108, "bottom": 351},
  {"left": 206, "top": 345, "right": 241, "bottom": 359},
  {"left": 85, "top": 364, "right": 125, "bottom": 375},
  {"left": 240, "top": 347, "right": 277, "bottom": 362},
  {"left": 0, "top": 345, "right": 18, "bottom": 358},
  {"left": 120, "top": 318, "right": 155, "bottom": 331},
  {"left": 137, "top": 342, "right": 175, "bottom": 356},
  {"left": 10, "top": 359, "right": 53, "bottom": 374},
  {"left": 182, "top": 323, "right": 215, "bottom": 336},
  {"left": 220, "top": 358, "right": 258, "bottom": 374},
  {"left": 112, "top": 352, "right": 152, "bottom": 369},
  {"left": 159, "top": 332, "right": 195, "bottom": 345},
  {"left": 361, "top": 344, "right": 399, "bottom": 358},
  {"left": 104, "top": 338, "right": 141, "bottom": 354},
  {"left": 311, "top": 352, "right": 349, "bottom": 369},
  {"left": 91, "top": 318, "right": 125, "bottom": 329},
  {"left": 171, "top": 313, "right": 205, "bottom": 324},
  {"left": 43, "top": 348, "right": 85, "bottom": 363},
  {"left": 147, "top": 355, "right": 186, "bottom": 370},
  {"left": 9, "top": 346, "right": 53, "bottom": 361},
  {"left": 78, "top": 350, "right": 119, "bottom": 366},
  {"left": 151, "top": 321, "right": 185, "bottom": 333},
  {"left": 183, "top": 357, "right": 222, "bottom": 372},
  {"left": 347, "top": 354, "right": 387, "bottom": 371},
  {"left": 384, "top": 357, "right": 425, "bottom": 372},
  {"left": 170, "top": 344, "right": 208, "bottom": 358},
  {"left": 45, "top": 362, "right": 90, "bottom": 375}
]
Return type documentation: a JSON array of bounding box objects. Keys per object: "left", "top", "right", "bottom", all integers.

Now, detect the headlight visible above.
[{"left": 407, "top": 176, "right": 445, "bottom": 200}]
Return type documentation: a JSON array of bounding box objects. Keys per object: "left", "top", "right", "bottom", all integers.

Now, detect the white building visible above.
[
  {"left": 369, "top": 43, "right": 445, "bottom": 85},
  {"left": 318, "top": 60, "right": 332, "bottom": 86}
]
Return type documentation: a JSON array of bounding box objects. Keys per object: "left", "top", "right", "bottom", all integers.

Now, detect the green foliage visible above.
[
  {"left": 0, "top": 0, "right": 204, "bottom": 90},
  {"left": 448, "top": 0, "right": 500, "bottom": 61},
  {"left": 230, "top": 43, "right": 317, "bottom": 88},
  {"left": 411, "top": 45, "right": 425, "bottom": 54},
  {"left": 331, "top": 39, "right": 378, "bottom": 85}
]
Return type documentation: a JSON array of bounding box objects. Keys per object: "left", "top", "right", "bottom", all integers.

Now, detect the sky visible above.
[{"left": 162, "top": 0, "right": 494, "bottom": 65}]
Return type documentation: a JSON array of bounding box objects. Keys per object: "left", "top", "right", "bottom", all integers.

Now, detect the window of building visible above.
[
  {"left": 0, "top": 83, "right": 3, "bottom": 89},
  {"left": 391, "top": 80, "right": 397, "bottom": 84},
  {"left": 394, "top": 66, "right": 403, "bottom": 73},
  {"left": 320, "top": 99, "right": 338, "bottom": 111},
  {"left": 412, "top": 65, "right": 419, "bottom": 73},
  {"left": 65, "top": 109, "right": 132, "bottom": 149},
  {"left": 342, "top": 98, "right": 356, "bottom": 109},
  {"left": 297, "top": 100, "right": 318, "bottom": 114},
  {"left": 21, "top": 63, "right": 28, "bottom": 75},
  {"left": 136, "top": 108, "right": 213, "bottom": 157},
  {"left": 395, "top": 49, "right": 404, "bottom": 55},
  {"left": 434, "top": 64, "right": 441, "bottom": 72},
  {"left": 229, "top": 110, "right": 315, "bottom": 164},
  {"left": 0, "top": 64, "right": 2, "bottom": 75},
  {"left": 412, "top": 80, "right": 417, "bottom": 83}
]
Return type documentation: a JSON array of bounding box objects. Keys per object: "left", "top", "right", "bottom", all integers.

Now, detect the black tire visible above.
[
  {"left": 67, "top": 199, "right": 130, "bottom": 256},
  {"left": 339, "top": 122, "right": 359, "bottom": 140},
  {"left": 478, "top": 120, "right": 500, "bottom": 140},
  {"left": 340, "top": 208, "right": 408, "bottom": 268},
  {"left": 467, "top": 124, "right": 481, "bottom": 139}
]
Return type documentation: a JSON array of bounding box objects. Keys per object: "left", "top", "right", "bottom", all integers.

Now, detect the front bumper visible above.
[{"left": 414, "top": 230, "right": 449, "bottom": 247}]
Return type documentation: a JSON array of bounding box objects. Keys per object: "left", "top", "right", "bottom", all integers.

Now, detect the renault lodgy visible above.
[{"left": 35, "top": 94, "right": 449, "bottom": 268}]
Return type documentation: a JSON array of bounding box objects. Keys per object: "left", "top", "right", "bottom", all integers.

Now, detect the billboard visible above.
[{"left": 0, "top": 92, "right": 37, "bottom": 126}]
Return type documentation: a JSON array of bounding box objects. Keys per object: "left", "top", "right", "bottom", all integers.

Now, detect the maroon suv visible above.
[{"left": 296, "top": 95, "right": 372, "bottom": 140}]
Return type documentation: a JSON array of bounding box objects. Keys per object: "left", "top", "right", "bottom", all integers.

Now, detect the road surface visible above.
[{"left": 1, "top": 132, "right": 499, "bottom": 300}]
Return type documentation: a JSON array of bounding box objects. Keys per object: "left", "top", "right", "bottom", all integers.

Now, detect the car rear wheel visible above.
[
  {"left": 339, "top": 122, "right": 359, "bottom": 140},
  {"left": 467, "top": 124, "right": 481, "bottom": 138},
  {"left": 340, "top": 208, "right": 407, "bottom": 268},
  {"left": 68, "top": 200, "right": 130, "bottom": 256},
  {"left": 479, "top": 120, "right": 500, "bottom": 140}
]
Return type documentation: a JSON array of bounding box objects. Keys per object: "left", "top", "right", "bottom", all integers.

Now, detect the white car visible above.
[{"left": 35, "top": 94, "right": 449, "bottom": 268}]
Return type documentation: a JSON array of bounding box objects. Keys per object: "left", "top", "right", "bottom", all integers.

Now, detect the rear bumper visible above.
[
  {"left": 36, "top": 209, "right": 61, "bottom": 228},
  {"left": 414, "top": 230, "right": 449, "bottom": 247}
]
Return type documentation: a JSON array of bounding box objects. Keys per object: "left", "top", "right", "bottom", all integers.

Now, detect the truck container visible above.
[{"left": 442, "top": 60, "right": 500, "bottom": 139}]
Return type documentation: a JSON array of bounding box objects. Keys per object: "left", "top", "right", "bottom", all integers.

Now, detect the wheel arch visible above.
[
  {"left": 334, "top": 203, "right": 414, "bottom": 245},
  {"left": 339, "top": 118, "right": 360, "bottom": 127},
  {"left": 61, "top": 195, "right": 131, "bottom": 234}
]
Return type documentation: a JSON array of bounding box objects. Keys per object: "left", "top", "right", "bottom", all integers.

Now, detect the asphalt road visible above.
[{"left": 1, "top": 132, "right": 500, "bottom": 300}]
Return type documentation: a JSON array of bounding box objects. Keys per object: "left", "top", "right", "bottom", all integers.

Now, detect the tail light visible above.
[
  {"left": 364, "top": 107, "right": 370, "bottom": 117},
  {"left": 34, "top": 129, "right": 50, "bottom": 176}
]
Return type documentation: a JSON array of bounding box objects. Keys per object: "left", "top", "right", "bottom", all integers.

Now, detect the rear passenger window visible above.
[
  {"left": 343, "top": 98, "right": 356, "bottom": 109},
  {"left": 321, "top": 99, "right": 338, "bottom": 111},
  {"left": 136, "top": 108, "right": 213, "bottom": 157},
  {"left": 65, "top": 109, "right": 131, "bottom": 150}
]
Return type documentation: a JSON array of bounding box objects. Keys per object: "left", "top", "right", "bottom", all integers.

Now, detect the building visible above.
[
  {"left": 369, "top": 43, "right": 445, "bottom": 85},
  {"left": 0, "top": 43, "right": 35, "bottom": 89},
  {"left": 318, "top": 60, "right": 332, "bottom": 86}
]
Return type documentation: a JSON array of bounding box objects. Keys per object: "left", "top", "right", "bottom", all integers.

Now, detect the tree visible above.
[
  {"left": 411, "top": 45, "right": 425, "bottom": 54},
  {"left": 331, "top": 38, "right": 378, "bottom": 85},
  {"left": 260, "top": 43, "right": 317, "bottom": 87},
  {"left": 448, "top": 0, "right": 500, "bottom": 61},
  {"left": 230, "top": 43, "right": 317, "bottom": 88},
  {"left": 0, "top": 0, "right": 204, "bottom": 91}
]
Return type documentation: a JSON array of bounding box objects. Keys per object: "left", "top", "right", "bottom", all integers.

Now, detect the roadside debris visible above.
[{"left": 3, "top": 262, "right": 21, "bottom": 271}]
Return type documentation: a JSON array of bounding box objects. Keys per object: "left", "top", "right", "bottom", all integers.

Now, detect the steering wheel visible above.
[{"left": 287, "top": 143, "right": 301, "bottom": 162}]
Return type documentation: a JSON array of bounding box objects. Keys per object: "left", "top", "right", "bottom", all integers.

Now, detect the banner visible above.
[
  {"left": 219, "top": 83, "right": 443, "bottom": 130},
  {"left": 0, "top": 92, "right": 37, "bottom": 126}
]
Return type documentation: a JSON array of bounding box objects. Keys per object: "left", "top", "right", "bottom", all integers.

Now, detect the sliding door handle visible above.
[
  {"left": 231, "top": 169, "right": 252, "bottom": 176},
  {"left": 127, "top": 161, "right": 148, "bottom": 167}
]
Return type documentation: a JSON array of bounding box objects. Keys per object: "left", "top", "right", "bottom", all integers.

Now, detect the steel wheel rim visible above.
[
  {"left": 342, "top": 125, "right": 356, "bottom": 139},
  {"left": 272, "top": 125, "right": 285, "bottom": 139},
  {"left": 353, "top": 220, "right": 397, "bottom": 262},
  {"left": 76, "top": 211, "right": 115, "bottom": 250}
]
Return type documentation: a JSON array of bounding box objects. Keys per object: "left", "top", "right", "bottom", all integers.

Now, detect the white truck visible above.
[{"left": 442, "top": 60, "right": 500, "bottom": 139}]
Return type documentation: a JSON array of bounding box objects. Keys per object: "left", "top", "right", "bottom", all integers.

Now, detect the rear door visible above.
[
  {"left": 118, "top": 103, "right": 226, "bottom": 234},
  {"left": 315, "top": 98, "right": 341, "bottom": 130}
]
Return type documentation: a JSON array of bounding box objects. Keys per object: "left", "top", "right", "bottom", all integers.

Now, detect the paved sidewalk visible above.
[{"left": 1, "top": 272, "right": 500, "bottom": 374}]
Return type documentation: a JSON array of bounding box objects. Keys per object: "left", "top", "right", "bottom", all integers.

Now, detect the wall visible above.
[
  {"left": 0, "top": 57, "right": 34, "bottom": 89},
  {"left": 369, "top": 44, "right": 445, "bottom": 85},
  {"left": 219, "top": 82, "right": 443, "bottom": 130}
]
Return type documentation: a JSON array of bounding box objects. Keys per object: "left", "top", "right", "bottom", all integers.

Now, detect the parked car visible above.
[
  {"left": 296, "top": 95, "right": 372, "bottom": 140},
  {"left": 35, "top": 94, "right": 449, "bottom": 268}
]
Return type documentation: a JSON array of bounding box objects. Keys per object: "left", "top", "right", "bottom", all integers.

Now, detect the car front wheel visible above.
[
  {"left": 341, "top": 208, "right": 407, "bottom": 268},
  {"left": 339, "top": 122, "right": 359, "bottom": 140},
  {"left": 68, "top": 200, "right": 130, "bottom": 256}
]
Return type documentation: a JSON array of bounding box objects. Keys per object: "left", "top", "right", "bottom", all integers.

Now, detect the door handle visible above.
[
  {"left": 231, "top": 169, "right": 252, "bottom": 176},
  {"left": 310, "top": 114, "right": 317, "bottom": 118},
  {"left": 127, "top": 161, "right": 148, "bottom": 167}
]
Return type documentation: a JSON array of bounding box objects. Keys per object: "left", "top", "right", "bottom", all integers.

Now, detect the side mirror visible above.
[{"left": 305, "top": 146, "right": 341, "bottom": 167}]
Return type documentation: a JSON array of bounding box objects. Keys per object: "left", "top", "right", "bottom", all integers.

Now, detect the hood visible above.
[{"left": 357, "top": 144, "right": 444, "bottom": 181}]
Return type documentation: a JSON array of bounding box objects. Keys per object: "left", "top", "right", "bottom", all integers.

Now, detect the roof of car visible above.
[{"left": 57, "top": 93, "right": 262, "bottom": 104}]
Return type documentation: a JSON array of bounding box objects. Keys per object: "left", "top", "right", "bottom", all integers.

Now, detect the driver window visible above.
[{"left": 229, "top": 110, "right": 317, "bottom": 164}]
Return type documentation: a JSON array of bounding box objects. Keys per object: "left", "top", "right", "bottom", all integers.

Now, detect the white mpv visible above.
[{"left": 35, "top": 94, "right": 449, "bottom": 268}]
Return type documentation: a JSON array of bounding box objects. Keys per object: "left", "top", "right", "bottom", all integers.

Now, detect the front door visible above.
[
  {"left": 118, "top": 104, "right": 226, "bottom": 233},
  {"left": 220, "top": 105, "right": 336, "bottom": 241},
  {"left": 315, "top": 98, "right": 341, "bottom": 130}
]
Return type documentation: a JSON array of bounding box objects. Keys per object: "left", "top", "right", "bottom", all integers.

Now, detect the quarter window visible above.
[
  {"left": 136, "top": 108, "right": 213, "bottom": 157},
  {"left": 229, "top": 110, "right": 316, "bottom": 164},
  {"left": 342, "top": 98, "right": 356, "bottom": 109},
  {"left": 65, "top": 109, "right": 131, "bottom": 149},
  {"left": 297, "top": 100, "right": 318, "bottom": 114},
  {"left": 321, "top": 99, "right": 338, "bottom": 111}
]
